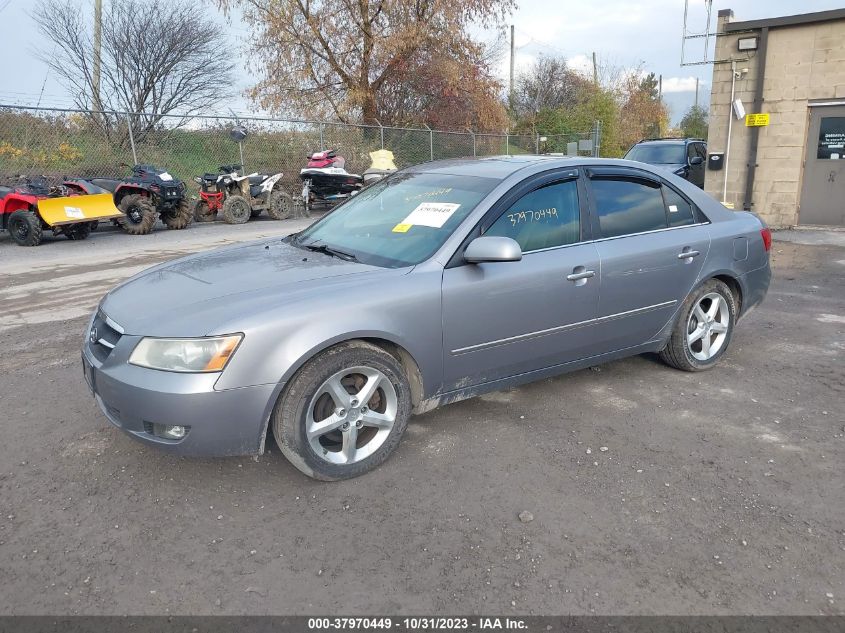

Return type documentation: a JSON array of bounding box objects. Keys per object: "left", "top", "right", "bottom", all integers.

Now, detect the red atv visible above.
[{"left": 0, "top": 176, "right": 119, "bottom": 246}]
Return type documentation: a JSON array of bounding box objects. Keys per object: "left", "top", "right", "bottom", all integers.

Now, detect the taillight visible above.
[{"left": 760, "top": 228, "right": 772, "bottom": 252}]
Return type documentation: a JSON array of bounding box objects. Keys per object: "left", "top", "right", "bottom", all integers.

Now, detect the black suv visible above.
[{"left": 624, "top": 138, "right": 707, "bottom": 188}]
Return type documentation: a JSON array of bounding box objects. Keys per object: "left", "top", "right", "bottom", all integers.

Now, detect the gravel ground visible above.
[{"left": 0, "top": 221, "right": 842, "bottom": 615}]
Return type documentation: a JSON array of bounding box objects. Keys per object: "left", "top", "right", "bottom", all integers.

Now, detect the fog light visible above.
[{"left": 151, "top": 423, "right": 189, "bottom": 440}]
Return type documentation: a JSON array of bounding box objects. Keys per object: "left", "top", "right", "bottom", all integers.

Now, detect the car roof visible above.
[
  {"left": 407, "top": 155, "right": 585, "bottom": 179},
  {"left": 410, "top": 155, "right": 708, "bottom": 180},
  {"left": 634, "top": 138, "right": 704, "bottom": 145}
]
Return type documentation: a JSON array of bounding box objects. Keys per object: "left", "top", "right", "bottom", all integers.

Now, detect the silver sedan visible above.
[{"left": 82, "top": 156, "right": 771, "bottom": 479}]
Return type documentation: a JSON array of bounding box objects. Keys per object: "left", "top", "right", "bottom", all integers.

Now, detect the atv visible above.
[
  {"left": 64, "top": 164, "right": 192, "bottom": 235},
  {"left": 0, "top": 176, "right": 122, "bottom": 246},
  {"left": 191, "top": 164, "right": 238, "bottom": 224},
  {"left": 192, "top": 164, "right": 293, "bottom": 225}
]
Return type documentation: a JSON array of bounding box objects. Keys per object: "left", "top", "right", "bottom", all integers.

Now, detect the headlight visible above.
[{"left": 129, "top": 335, "right": 242, "bottom": 372}]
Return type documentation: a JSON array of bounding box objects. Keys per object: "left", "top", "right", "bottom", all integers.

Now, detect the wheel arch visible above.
[
  {"left": 257, "top": 334, "right": 426, "bottom": 455},
  {"left": 655, "top": 270, "right": 745, "bottom": 349},
  {"left": 700, "top": 270, "right": 743, "bottom": 316},
  {"left": 114, "top": 184, "right": 147, "bottom": 206}
]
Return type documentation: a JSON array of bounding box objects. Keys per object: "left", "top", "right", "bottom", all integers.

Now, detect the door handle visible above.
[
  {"left": 677, "top": 249, "right": 700, "bottom": 259},
  {"left": 566, "top": 269, "right": 596, "bottom": 281}
]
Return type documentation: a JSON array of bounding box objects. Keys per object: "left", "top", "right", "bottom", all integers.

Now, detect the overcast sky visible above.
[{"left": 2, "top": 0, "right": 843, "bottom": 125}]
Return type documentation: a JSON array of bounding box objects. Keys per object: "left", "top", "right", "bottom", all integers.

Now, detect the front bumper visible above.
[{"left": 82, "top": 318, "right": 277, "bottom": 457}]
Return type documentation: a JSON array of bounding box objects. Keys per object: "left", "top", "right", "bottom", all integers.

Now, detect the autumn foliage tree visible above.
[{"left": 218, "top": 0, "right": 513, "bottom": 130}]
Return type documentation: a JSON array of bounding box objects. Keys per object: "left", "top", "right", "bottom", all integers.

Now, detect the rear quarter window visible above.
[{"left": 662, "top": 186, "right": 696, "bottom": 227}]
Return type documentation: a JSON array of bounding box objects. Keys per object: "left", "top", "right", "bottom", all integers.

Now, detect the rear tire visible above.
[
  {"left": 162, "top": 198, "right": 193, "bottom": 230},
  {"left": 192, "top": 198, "right": 216, "bottom": 223},
  {"left": 659, "top": 279, "right": 737, "bottom": 372},
  {"left": 8, "top": 209, "right": 43, "bottom": 246},
  {"left": 267, "top": 190, "right": 293, "bottom": 220},
  {"left": 222, "top": 194, "right": 250, "bottom": 224},
  {"left": 273, "top": 341, "right": 412, "bottom": 480},
  {"left": 118, "top": 194, "right": 157, "bottom": 235},
  {"left": 64, "top": 222, "right": 93, "bottom": 240}
]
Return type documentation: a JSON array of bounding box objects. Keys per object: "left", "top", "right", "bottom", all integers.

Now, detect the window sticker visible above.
[
  {"left": 399, "top": 202, "right": 461, "bottom": 229},
  {"left": 392, "top": 223, "right": 412, "bottom": 233},
  {"left": 668, "top": 204, "right": 679, "bottom": 213}
]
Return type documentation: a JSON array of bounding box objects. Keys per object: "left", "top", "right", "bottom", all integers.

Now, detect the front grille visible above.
[{"left": 88, "top": 311, "right": 124, "bottom": 363}]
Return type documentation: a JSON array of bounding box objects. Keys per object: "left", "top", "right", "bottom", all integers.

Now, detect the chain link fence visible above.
[{"left": 0, "top": 105, "right": 600, "bottom": 193}]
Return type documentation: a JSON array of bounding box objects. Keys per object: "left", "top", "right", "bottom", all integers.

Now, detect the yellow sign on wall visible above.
[{"left": 745, "top": 113, "right": 770, "bottom": 127}]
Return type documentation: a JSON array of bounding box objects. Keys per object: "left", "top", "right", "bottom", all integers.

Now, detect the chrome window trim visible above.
[
  {"left": 451, "top": 300, "right": 678, "bottom": 355},
  {"left": 519, "top": 221, "right": 710, "bottom": 256}
]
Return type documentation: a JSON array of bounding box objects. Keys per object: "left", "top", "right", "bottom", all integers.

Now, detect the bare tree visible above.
[
  {"left": 32, "top": 0, "right": 235, "bottom": 141},
  {"left": 513, "top": 56, "right": 592, "bottom": 120}
]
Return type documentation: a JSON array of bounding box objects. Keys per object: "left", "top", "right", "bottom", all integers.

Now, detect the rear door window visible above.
[{"left": 590, "top": 178, "right": 668, "bottom": 238}]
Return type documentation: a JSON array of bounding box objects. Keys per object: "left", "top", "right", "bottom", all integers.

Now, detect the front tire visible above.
[
  {"left": 273, "top": 341, "right": 412, "bottom": 480},
  {"left": 8, "top": 209, "right": 43, "bottom": 246},
  {"left": 267, "top": 190, "right": 293, "bottom": 220},
  {"left": 192, "top": 198, "right": 216, "bottom": 223},
  {"left": 162, "top": 198, "right": 193, "bottom": 230},
  {"left": 222, "top": 194, "right": 251, "bottom": 224},
  {"left": 659, "top": 279, "right": 736, "bottom": 372},
  {"left": 118, "top": 194, "right": 157, "bottom": 235}
]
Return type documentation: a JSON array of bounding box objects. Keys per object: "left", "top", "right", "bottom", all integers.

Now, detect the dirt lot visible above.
[{"left": 0, "top": 222, "right": 842, "bottom": 615}]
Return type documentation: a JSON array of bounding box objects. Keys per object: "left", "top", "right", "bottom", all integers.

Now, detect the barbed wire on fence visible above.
[{"left": 0, "top": 104, "right": 600, "bottom": 192}]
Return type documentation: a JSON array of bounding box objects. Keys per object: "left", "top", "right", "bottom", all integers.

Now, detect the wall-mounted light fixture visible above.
[{"left": 738, "top": 37, "right": 758, "bottom": 51}]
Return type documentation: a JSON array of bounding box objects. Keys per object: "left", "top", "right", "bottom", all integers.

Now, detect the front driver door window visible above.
[{"left": 440, "top": 177, "right": 602, "bottom": 391}]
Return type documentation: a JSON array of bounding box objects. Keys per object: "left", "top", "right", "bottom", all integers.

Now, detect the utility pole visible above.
[
  {"left": 93, "top": 0, "right": 102, "bottom": 112},
  {"left": 695, "top": 77, "right": 700, "bottom": 107},
  {"left": 592, "top": 51, "right": 598, "bottom": 85},
  {"left": 509, "top": 24, "right": 515, "bottom": 108},
  {"left": 658, "top": 74, "right": 663, "bottom": 100}
]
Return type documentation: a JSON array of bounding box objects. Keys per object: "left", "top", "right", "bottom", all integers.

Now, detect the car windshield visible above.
[
  {"left": 625, "top": 143, "right": 686, "bottom": 164},
  {"left": 291, "top": 172, "right": 498, "bottom": 268}
]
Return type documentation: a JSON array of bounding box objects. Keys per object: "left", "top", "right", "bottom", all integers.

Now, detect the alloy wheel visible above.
[
  {"left": 686, "top": 292, "right": 730, "bottom": 361},
  {"left": 305, "top": 366, "right": 397, "bottom": 465}
]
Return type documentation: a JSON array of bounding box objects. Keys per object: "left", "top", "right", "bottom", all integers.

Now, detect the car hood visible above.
[
  {"left": 100, "top": 239, "right": 398, "bottom": 336},
  {"left": 653, "top": 163, "right": 687, "bottom": 174}
]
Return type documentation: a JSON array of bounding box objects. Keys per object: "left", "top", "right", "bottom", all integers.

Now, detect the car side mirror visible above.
[
  {"left": 690, "top": 156, "right": 704, "bottom": 166},
  {"left": 464, "top": 236, "right": 522, "bottom": 264}
]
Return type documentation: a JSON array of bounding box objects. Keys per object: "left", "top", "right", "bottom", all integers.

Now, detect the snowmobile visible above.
[{"left": 299, "top": 150, "right": 363, "bottom": 212}]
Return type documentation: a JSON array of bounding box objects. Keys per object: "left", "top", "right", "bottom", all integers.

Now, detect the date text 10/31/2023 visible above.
[{"left": 307, "top": 617, "right": 529, "bottom": 630}]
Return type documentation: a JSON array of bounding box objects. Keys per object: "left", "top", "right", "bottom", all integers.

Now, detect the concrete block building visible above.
[{"left": 705, "top": 8, "right": 845, "bottom": 227}]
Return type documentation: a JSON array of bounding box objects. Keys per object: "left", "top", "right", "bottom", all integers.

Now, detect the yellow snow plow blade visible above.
[{"left": 37, "top": 194, "right": 122, "bottom": 227}]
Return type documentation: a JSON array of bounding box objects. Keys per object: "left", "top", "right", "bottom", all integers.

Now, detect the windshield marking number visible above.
[{"left": 507, "top": 207, "right": 558, "bottom": 226}]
